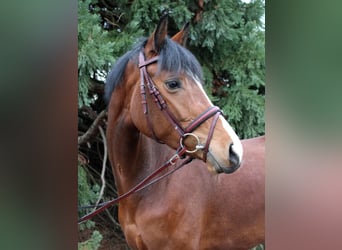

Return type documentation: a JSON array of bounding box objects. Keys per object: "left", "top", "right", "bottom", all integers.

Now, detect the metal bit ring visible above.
[{"left": 180, "top": 133, "right": 202, "bottom": 153}]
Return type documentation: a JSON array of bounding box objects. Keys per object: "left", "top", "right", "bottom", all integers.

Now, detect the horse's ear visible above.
[
  {"left": 171, "top": 22, "right": 190, "bottom": 47},
  {"left": 151, "top": 14, "right": 169, "bottom": 53}
]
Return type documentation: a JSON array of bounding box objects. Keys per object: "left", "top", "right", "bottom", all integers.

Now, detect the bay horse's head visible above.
[{"left": 105, "top": 15, "right": 243, "bottom": 174}]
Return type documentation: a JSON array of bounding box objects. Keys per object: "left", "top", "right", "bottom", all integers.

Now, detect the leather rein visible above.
[{"left": 78, "top": 51, "right": 223, "bottom": 224}]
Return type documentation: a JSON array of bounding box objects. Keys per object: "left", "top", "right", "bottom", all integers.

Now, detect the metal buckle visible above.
[
  {"left": 169, "top": 153, "right": 180, "bottom": 166},
  {"left": 179, "top": 133, "right": 204, "bottom": 153}
]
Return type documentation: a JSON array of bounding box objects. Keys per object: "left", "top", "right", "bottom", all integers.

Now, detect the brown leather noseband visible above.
[{"left": 138, "top": 51, "right": 222, "bottom": 162}]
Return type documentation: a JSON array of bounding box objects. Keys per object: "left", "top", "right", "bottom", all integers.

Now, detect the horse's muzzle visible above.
[
  {"left": 214, "top": 143, "right": 242, "bottom": 174},
  {"left": 206, "top": 143, "right": 241, "bottom": 174},
  {"left": 229, "top": 143, "right": 241, "bottom": 167}
]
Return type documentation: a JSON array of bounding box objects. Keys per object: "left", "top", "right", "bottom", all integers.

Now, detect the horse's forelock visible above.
[
  {"left": 105, "top": 37, "right": 203, "bottom": 104},
  {"left": 158, "top": 38, "right": 203, "bottom": 81}
]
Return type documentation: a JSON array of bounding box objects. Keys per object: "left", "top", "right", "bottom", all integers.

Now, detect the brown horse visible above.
[{"left": 105, "top": 15, "right": 264, "bottom": 250}]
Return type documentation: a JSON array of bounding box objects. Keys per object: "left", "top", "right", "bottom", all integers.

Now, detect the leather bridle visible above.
[
  {"left": 78, "top": 50, "right": 224, "bottom": 224},
  {"left": 138, "top": 51, "right": 222, "bottom": 162}
]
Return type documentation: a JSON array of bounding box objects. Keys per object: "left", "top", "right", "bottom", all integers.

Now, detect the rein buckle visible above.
[{"left": 169, "top": 153, "right": 180, "bottom": 166}]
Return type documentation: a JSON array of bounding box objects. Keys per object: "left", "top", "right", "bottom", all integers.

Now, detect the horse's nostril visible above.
[{"left": 229, "top": 143, "right": 241, "bottom": 168}]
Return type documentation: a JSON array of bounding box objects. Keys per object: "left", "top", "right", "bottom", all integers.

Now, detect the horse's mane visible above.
[{"left": 104, "top": 37, "right": 203, "bottom": 103}]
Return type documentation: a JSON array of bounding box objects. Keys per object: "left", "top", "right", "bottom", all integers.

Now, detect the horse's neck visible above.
[{"left": 111, "top": 125, "right": 170, "bottom": 195}]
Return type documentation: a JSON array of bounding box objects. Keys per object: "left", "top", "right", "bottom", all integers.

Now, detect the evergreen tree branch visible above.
[
  {"left": 78, "top": 110, "right": 107, "bottom": 146},
  {"left": 93, "top": 126, "right": 107, "bottom": 211},
  {"left": 104, "top": 209, "right": 122, "bottom": 229}
]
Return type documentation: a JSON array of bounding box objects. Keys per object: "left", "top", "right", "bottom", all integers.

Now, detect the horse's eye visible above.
[{"left": 165, "top": 80, "right": 181, "bottom": 91}]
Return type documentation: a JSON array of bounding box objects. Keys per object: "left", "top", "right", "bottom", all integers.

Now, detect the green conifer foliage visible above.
[
  {"left": 78, "top": 0, "right": 114, "bottom": 107},
  {"left": 189, "top": 0, "right": 265, "bottom": 138}
]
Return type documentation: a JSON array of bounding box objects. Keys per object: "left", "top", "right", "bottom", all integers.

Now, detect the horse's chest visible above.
[{"left": 120, "top": 204, "right": 200, "bottom": 249}]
